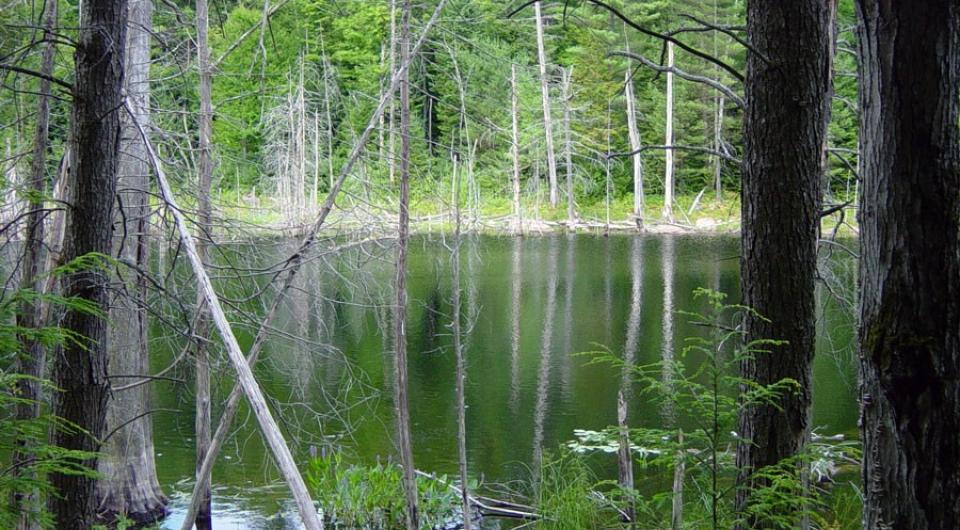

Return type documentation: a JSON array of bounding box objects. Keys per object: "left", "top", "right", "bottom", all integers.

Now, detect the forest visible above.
[{"left": 0, "top": 0, "right": 956, "bottom": 529}]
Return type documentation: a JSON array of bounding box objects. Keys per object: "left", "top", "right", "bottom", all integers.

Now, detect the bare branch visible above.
[
  {"left": 0, "top": 63, "right": 72, "bottom": 92},
  {"left": 611, "top": 51, "right": 745, "bottom": 107}
]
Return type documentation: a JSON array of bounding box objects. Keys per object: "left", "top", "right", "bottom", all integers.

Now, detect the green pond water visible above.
[{"left": 151, "top": 234, "right": 859, "bottom": 529}]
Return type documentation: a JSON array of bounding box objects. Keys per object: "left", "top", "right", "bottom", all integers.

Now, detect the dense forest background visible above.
[{"left": 0, "top": 0, "right": 859, "bottom": 224}]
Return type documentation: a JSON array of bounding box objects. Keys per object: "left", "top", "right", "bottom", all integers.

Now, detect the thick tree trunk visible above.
[
  {"left": 855, "top": 2, "right": 960, "bottom": 528},
  {"left": 49, "top": 0, "right": 129, "bottom": 525},
  {"left": 97, "top": 0, "right": 168, "bottom": 523},
  {"left": 735, "top": 1, "right": 833, "bottom": 526},
  {"left": 12, "top": 2, "right": 57, "bottom": 527},
  {"left": 194, "top": 0, "right": 214, "bottom": 524},
  {"left": 395, "top": 1, "right": 419, "bottom": 528},
  {"left": 533, "top": 1, "right": 558, "bottom": 208}
]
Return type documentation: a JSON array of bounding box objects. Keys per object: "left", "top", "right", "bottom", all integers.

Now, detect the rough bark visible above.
[
  {"left": 735, "top": 1, "right": 833, "bottom": 526},
  {"left": 395, "top": 1, "right": 419, "bottom": 528},
  {"left": 96, "top": 0, "right": 168, "bottom": 523},
  {"left": 533, "top": 1, "right": 558, "bottom": 208},
  {"left": 49, "top": 0, "right": 129, "bottom": 525},
  {"left": 855, "top": 1, "right": 960, "bottom": 528},
  {"left": 12, "top": 2, "right": 56, "bottom": 527}
]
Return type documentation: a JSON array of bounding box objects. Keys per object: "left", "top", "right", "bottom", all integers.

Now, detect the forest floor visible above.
[{"left": 215, "top": 191, "right": 858, "bottom": 239}]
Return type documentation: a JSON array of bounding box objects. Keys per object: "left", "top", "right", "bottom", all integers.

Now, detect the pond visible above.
[{"left": 150, "top": 234, "right": 859, "bottom": 529}]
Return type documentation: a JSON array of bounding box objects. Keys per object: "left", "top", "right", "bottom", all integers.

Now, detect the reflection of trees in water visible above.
[
  {"left": 661, "top": 236, "right": 676, "bottom": 426},
  {"left": 532, "top": 237, "right": 560, "bottom": 483},
  {"left": 620, "top": 237, "right": 645, "bottom": 412},
  {"left": 560, "top": 234, "right": 575, "bottom": 394},
  {"left": 510, "top": 237, "right": 523, "bottom": 411}
]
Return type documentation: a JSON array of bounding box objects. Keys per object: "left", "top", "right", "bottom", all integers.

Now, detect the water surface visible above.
[{"left": 150, "top": 234, "right": 858, "bottom": 528}]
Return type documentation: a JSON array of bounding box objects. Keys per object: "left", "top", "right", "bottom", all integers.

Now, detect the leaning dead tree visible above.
[
  {"left": 130, "top": 105, "right": 324, "bottom": 530},
  {"left": 176, "top": 2, "right": 448, "bottom": 526}
]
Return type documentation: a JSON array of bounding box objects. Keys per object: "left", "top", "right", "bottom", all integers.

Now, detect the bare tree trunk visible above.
[
  {"left": 511, "top": 64, "right": 523, "bottom": 235},
  {"left": 510, "top": 64, "right": 523, "bottom": 235},
  {"left": 97, "top": 0, "right": 168, "bottom": 523},
  {"left": 561, "top": 66, "right": 575, "bottom": 225},
  {"left": 714, "top": 96, "right": 724, "bottom": 202},
  {"left": 395, "top": 1, "right": 419, "bottom": 527},
  {"left": 194, "top": 0, "right": 214, "bottom": 524},
  {"left": 388, "top": 0, "right": 397, "bottom": 184},
  {"left": 451, "top": 155, "right": 471, "bottom": 530},
  {"left": 175, "top": 3, "right": 448, "bottom": 525},
  {"left": 672, "top": 430, "right": 685, "bottom": 530},
  {"left": 856, "top": 1, "right": 960, "bottom": 528},
  {"left": 663, "top": 42, "right": 674, "bottom": 222},
  {"left": 617, "top": 392, "right": 635, "bottom": 525},
  {"left": 533, "top": 1, "right": 558, "bottom": 208},
  {"left": 49, "top": 0, "right": 128, "bottom": 525},
  {"left": 735, "top": 1, "right": 834, "bottom": 526},
  {"left": 132, "top": 104, "right": 324, "bottom": 530},
  {"left": 11, "top": 2, "right": 56, "bottom": 527},
  {"left": 625, "top": 69, "right": 644, "bottom": 219}
]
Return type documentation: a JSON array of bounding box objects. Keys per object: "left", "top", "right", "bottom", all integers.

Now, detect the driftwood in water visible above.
[{"left": 414, "top": 471, "right": 540, "bottom": 521}]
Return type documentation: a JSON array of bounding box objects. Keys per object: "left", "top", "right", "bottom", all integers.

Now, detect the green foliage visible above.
[
  {"left": 0, "top": 254, "right": 108, "bottom": 528},
  {"left": 305, "top": 451, "right": 460, "bottom": 529},
  {"left": 530, "top": 449, "right": 620, "bottom": 530},
  {"left": 570, "top": 289, "right": 861, "bottom": 529}
]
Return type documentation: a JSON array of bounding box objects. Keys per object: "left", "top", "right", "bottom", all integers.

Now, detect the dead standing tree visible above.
[{"left": 175, "top": 1, "right": 449, "bottom": 526}]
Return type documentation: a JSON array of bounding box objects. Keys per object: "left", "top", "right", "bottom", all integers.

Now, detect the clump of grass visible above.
[{"left": 305, "top": 452, "right": 459, "bottom": 529}]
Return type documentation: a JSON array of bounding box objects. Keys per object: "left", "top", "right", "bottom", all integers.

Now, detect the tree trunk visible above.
[
  {"left": 395, "top": 1, "right": 419, "bottom": 528},
  {"left": 856, "top": 1, "right": 960, "bottom": 528},
  {"left": 11, "top": 2, "right": 57, "bottom": 527},
  {"left": 663, "top": 42, "right": 674, "bottom": 222},
  {"left": 511, "top": 64, "right": 522, "bottom": 235},
  {"left": 735, "top": 1, "right": 833, "bottom": 526},
  {"left": 49, "top": 0, "right": 128, "bottom": 525},
  {"left": 625, "top": 69, "right": 643, "bottom": 219},
  {"left": 97, "top": 0, "right": 168, "bottom": 523},
  {"left": 451, "top": 155, "right": 471, "bottom": 530},
  {"left": 561, "top": 66, "right": 575, "bottom": 225},
  {"left": 714, "top": 96, "right": 724, "bottom": 202},
  {"left": 533, "top": 1, "right": 558, "bottom": 209},
  {"left": 194, "top": 0, "right": 214, "bottom": 524},
  {"left": 174, "top": 3, "right": 449, "bottom": 525}
]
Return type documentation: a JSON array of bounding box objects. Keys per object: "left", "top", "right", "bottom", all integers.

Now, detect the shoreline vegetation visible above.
[{"left": 208, "top": 191, "right": 859, "bottom": 240}]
